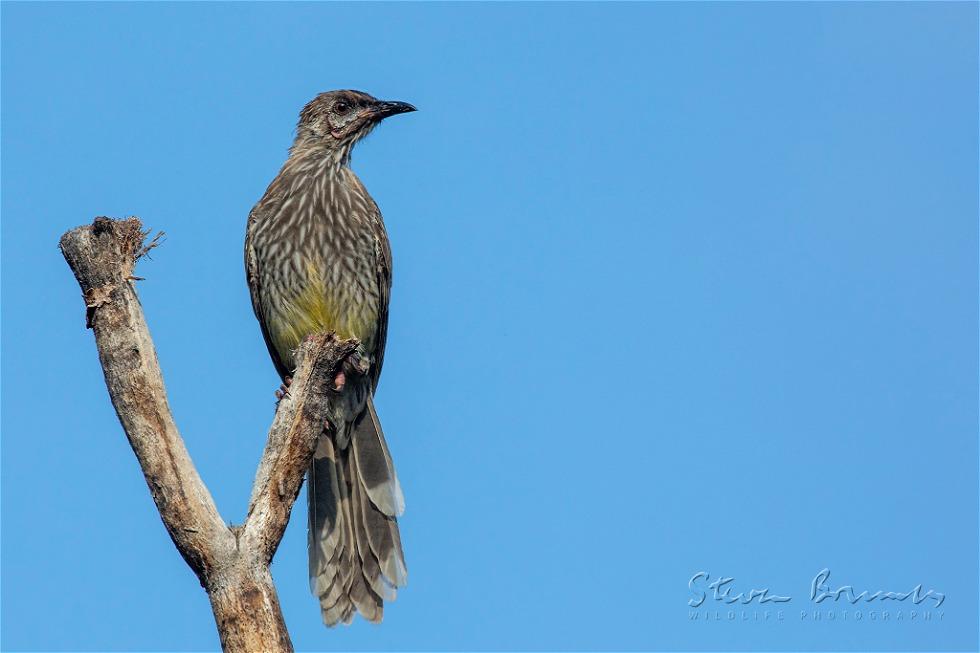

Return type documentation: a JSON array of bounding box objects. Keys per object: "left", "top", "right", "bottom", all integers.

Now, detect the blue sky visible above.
[{"left": 2, "top": 2, "right": 977, "bottom": 651}]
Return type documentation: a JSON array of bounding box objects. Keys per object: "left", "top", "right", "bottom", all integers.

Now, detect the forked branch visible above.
[{"left": 59, "top": 216, "right": 355, "bottom": 653}]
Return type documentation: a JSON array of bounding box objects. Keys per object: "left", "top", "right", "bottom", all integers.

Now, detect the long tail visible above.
[{"left": 308, "top": 396, "right": 407, "bottom": 626}]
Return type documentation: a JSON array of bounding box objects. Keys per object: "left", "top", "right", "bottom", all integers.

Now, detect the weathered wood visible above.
[
  {"left": 59, "top": 217, "right": 233, "bottom": 580},
  {"left": 207, "top": 562, "right": 292, "bottom": 653},
  {"left": 242, "top": 334, "right": 357, "bottom": 564},
  {"left": 59, "top": 216, "right": 355, "bottom": 653}
]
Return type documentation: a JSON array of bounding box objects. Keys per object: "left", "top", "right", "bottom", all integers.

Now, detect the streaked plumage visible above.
[{"left": 244, "top": 90, "right": 414, "bottom": 625}]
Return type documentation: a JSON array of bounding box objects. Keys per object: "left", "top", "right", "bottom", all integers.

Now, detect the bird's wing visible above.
[
  {"left": 245, "top": 196, "right": 291, "bottom": 380},
  {"left": 368, "top": 204, "right": 393, "bottom": 392}
]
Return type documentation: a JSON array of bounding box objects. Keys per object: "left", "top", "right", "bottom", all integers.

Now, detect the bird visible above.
[{"left": 244, "top": 90, "right": 415, "bottom": 626}]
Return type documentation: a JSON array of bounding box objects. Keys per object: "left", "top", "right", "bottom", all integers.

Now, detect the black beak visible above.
[{"left": 372, "top": 100, "right": 417, "bottom": 120}]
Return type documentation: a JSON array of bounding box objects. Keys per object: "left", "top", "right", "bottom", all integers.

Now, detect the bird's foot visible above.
[
  {"left": 274, "top": 376, "right": 292, "bottom": 403},
  {"left": 332, "top": 347, "right": 369, "bottom": 392}
]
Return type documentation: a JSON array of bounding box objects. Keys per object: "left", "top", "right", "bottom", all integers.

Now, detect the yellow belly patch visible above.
[{"left": 268, "top": 261, "right": 374, "bottom": 367}]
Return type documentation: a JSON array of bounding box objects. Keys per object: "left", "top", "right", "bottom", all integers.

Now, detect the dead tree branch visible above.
[{"left": 59, "top": 216, "right": 355, "bottom": 653}]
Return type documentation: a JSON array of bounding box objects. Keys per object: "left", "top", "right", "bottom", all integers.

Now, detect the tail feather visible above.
[
  {"left": 352, "top": 440, "right": 408, "bottom": 588},
  {"left": 348, "top": 556, "right": 383, "bottom": 623},
  {"left": 350, "top": 459, "right": 399, "bottom": 601},
  {"left": 308, "top": 439, "right": 341, "bottom": 596},
  {"left": 341, "top": 459, "right": 382, "bottom": 623},
  {"left": 308, "top": 395, "right": 407, "bottom": 627},
  {"left": 308, "top": 437, "right": 355, "bottom": 625},
  {"left": 352, "top": 399, "right": 405, "bottom": 517}
]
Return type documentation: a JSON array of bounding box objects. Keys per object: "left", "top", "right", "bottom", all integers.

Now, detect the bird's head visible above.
[{"left": 294, "top": 90, "right": 415, "bottom": 159}]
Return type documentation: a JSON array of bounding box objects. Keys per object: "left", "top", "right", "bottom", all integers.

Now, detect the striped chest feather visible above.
[{"left": 250, "top": 165, "right": 384, "bottom": 368}]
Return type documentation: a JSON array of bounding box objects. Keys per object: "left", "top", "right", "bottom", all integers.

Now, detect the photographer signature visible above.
[{"left": 688, "top": 569, "right": 945, "bottom": 608}]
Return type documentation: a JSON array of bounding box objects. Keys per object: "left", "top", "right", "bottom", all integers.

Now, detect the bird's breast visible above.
[{"left": 254, "top": 170, "right": 383, "bottom": 369}]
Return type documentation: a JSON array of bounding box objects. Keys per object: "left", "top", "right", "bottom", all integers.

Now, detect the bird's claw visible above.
[
  {"left": 332, "top": 347, "right": 369, "bottom": 392},
  {"left": 274, "top": 376, "right": 293, "bottom": 403}
]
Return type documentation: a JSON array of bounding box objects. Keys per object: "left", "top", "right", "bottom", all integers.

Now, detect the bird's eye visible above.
[{"left": 334, "top": 102, "right": 350, "bottom": 115}]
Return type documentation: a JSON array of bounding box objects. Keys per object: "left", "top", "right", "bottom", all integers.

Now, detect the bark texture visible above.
[{"left": 59, "top": 216, "right": 357, "bottom": 653}]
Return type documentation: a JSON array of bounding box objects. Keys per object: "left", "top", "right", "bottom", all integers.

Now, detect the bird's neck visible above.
[{"left": 287, "top": 137, "right": 353, "bottom": 176}]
